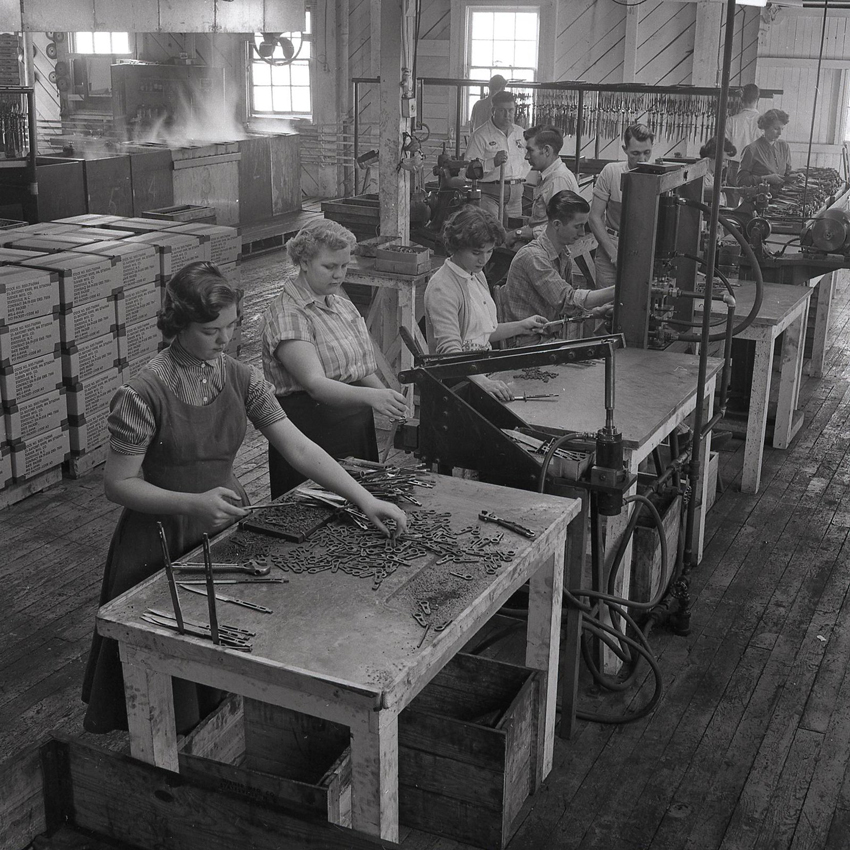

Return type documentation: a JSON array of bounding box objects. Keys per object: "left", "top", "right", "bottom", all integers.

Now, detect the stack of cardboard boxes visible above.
[{"left": 0, "top": 215, "right": 242, "bottom": 495}]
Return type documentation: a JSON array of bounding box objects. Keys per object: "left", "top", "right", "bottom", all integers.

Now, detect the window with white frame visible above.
[
  {"left": 250, "top": 12, "right": 312, "bottom": 118},
  {"left": 74, "top": 32, "right": 131, "bottom": 54},
  {"left": 465, "top": 8, "right": 539, "bottom": 120}
]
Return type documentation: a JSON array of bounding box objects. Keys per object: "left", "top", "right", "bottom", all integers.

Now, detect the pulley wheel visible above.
[
  {"left": 45, "top": 43, "right": 58, "bottom": 59},
  {"left": 53, "top": 32, "right": 66, "bottom": 42},
  {"left": 55, "top": 60, "right": 68, "bottom": 75},
  {"left": 49, "top": 71, "right": 57, "bottom": 83},
  {"left": 745, "top": 217, "right": 771, "bottom": 242},
  {"left": 811, "top": 215, "right": 850, "bottom": 253}
]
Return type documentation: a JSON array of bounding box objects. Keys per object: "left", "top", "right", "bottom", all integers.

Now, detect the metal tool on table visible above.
[
  {"left": 176, "top": 578, "right": 288, "bottom": 585},
  {"left": 177, "top": 583, "right": 274, "bottom": 614},
  {"left": 202, "top": 534, "right": 220, "bottom": 645},
  {"left": 173, "top": 560, "right": 271, "bottom": 576},
  {"left": 478, "top": 509, "right": 537, "bottom": 539},
  {"left": 509, "top": 393, "right": 560, "bottom": 402},
  {"left": 141, "top": 610, "right": 253, "bottom": 651},
  {"left": 157, "top": 521, "right": 184, "bottom": 633}
]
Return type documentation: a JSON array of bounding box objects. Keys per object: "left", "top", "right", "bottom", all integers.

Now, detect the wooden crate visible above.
[
  {"left": 178, "top": 693, "right": 351, "bottom": 826},
  {"left": 398, "top": 653, "right": 540, "bottom": 850},
  {"left": 631, "top": 493, "right": 681, "bottom": 606}
]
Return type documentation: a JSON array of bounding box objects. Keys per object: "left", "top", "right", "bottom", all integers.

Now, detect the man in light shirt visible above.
[
  {"left": 726, "top": 83, "right": 760, "bottom": 185},
  {"left": 588, "top": 122, "right": 654, "bottom": 289},
  {"left": 469, "top": 74, "right": 507, "bottom": 132},
  {"left": 464, "top": 90, "right": 529, "bottom": 220},
  {"left": 507, "top": 124, "right": 580, "bottom": 246}
]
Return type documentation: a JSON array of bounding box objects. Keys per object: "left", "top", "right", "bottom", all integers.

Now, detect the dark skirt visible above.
[{"left": 269, "top": 392, "right": 379, "bottom": 499}]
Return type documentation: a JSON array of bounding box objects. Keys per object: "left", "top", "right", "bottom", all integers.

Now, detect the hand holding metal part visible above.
[{"left": 478, "top": 510, "right": 537, "bottom": 539}]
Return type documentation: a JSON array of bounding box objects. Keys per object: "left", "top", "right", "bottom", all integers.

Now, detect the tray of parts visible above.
[{"left": 240, "top": 496, "right": 339, "bottom": 542}]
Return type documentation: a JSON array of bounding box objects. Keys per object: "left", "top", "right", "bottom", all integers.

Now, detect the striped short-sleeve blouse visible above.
[{"left": 262, "top": 272, "right": 377, "bottom": 396}]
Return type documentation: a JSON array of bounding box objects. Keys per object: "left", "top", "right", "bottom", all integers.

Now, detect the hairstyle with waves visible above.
[
  {"left": 547, "top": 190, "right": 590, "bottom": 223},
  {"left": 287, "top": 219, "right": 357, "bottom": 266},
  {"left": 158, "top": 262, "right": 242, "bottom": 339},
  {"left": 623, "top": 123, "right": 654, "bottom": 146},
  {"left": 523, "top": 124, "right": 564, "bottom": 155},
  {"left": 441, "top": 205, "right": 505, "bottom": 254},
  {"left": 758, "top": 109, "right": 789, "bottom": 130}
]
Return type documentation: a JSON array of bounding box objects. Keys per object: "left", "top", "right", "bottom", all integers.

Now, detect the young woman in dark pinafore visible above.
[{"left": 81, "top": 262, "right": 407, "bottom": 735}]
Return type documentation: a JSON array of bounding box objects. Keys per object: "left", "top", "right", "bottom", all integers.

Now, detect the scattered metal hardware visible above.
[
  {"left": 240, "top": 497, "right": 338, "bottom": 542},
  {"left": 177, "top": 583, "right": 274, "bottom": 614},
  {"left": 512, "top": 367, "right": 560, "bottom": 383},
  {"left": 157, "top": 522, "right": 184, "bottom": 633},
  {"left": 417, "top": 623, "right": 432, "bottom": 647},
  {"left": 449, "top": 571, "right": 474, "bottom": 581},
  {"left": 413, "top": 611, "right": 429, "bottom": 627},
  {"left": 419, "top": 600, "right": 431, "bottom": 616},
  {"left": 478, "top": 510, "right": 537, "bottom": 539},
  {"left": 173, "top": 560, "right": 271, "bottom": 576},
  {"left": 434, "top": 620, "right": 452, "bottom": 632}
]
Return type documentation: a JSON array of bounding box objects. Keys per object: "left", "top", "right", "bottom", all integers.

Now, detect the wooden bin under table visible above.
[{"left": 179, "top": 653, "right": 539, "bottom": 849}]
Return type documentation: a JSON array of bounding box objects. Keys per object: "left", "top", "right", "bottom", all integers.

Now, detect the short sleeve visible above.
[
  {"left": 108, "top": 385, "right": 157, "bottom": 455},
  {"left": 593, "top": 165, "right": 613, "bottom": 203},
  {"left": 263, "top": 301, "right": 314, "bottom": 355},
  {"left": 245, "top": 365, "right": 287, "bottom": 429}
]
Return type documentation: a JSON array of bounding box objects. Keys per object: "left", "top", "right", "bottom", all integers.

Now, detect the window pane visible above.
[
  {"left": 112, "top": 32, "right": 131, "bottom": 54},
  {"left": 493, "top": 41, "right": 516, "bottom": 66},
  {"left": 300, "top": 41, "right": 311, "bottom": 59},
  {"left": 515, "top": 40, "right": 537, "bottom": 66},
  {"left": 252, "top": 62, "right": 271, "bottom": 85},
  {"left": 76, "top": 32, "right": 93, "bottom": 53},
  {"left": 271, "top": 64, "right": 291, "bottom": 86},
  {"left": 93, "top": 32, "right": 111, "bottom": 53},
  {"left": 515, "top": 14, "right": 538, "bottom": 41},
  {"left": 272, "top": 87, "right": 292, "bottom": 112},
  {"left": 470, "top": 40, "right": 493, "bottom": 67},
  {"left": 493, "top": 12, "right": 515, "bottom": 36},
  {"left": 292, "top": 88, "right": 311, "bottom": 113},
  {"left": 253, "top": 87, "right": 273, "bottom": 112},
  {"left": 470, "top": 12, "right": 493, "bottom": 40},
  {"left": 290, "top": 63, "right": 309, "bottom": 87},
  {"left": 305, "top": 10, "right": 312, "bottom": 33}
]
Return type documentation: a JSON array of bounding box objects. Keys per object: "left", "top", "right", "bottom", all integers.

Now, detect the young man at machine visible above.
[
  {"left": 725, "top": 83, "right": 760, "bottom": 186},
  {"left": 464, "top": 90, "right": 528, "bottom": 222},
  {"left": 588, "top": 122, "right": 654, "bottom": 289},
  {"left": 469, "top": 74, "right": 507, "bottom": 132},
  {"left": 497, "top": 190, "right": 615, "bottom": 344},
  {"left": 506, "top": 125, "right": 580, "bottom": 246}
]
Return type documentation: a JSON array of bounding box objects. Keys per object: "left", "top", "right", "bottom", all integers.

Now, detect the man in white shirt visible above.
[
  {"left": 464, "top": 90, "right": 529, "bottom": 220},
  {"left": 469, "top": 74, "right": 507, "bottom": 132},
  {"left": 588, "top": 122, "right": 654, "bottom": 288},
  {"left": 507, "top": 124, "right": 580, "bottom": 246},
  {"left": 726, "top": 84, "right": 760, "bottom": 185}
]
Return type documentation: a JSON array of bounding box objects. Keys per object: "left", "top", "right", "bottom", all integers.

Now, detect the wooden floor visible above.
[{"left": 3, "top": 255, "right": 850, "bottom": 850}]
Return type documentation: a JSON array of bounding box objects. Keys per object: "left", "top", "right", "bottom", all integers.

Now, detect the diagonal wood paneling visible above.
[
  {"left": 556, "top": 0, "right": 625, "bottom": 83},
  {"left": 636, "top": 1, "right": 696, "bottom": 85}
]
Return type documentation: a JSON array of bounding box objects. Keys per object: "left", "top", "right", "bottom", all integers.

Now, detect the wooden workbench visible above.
[
  {"left": 345, "top": 255, "right": 440, "bottom": 417},
  {"left": 96, "top": 475, "right": 580, "bottom": 843},
  {"left": 699, "top": 281, "right": 813, "bottom": 494}
]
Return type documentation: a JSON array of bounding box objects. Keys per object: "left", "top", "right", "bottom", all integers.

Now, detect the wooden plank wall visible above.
[
  {"left": 756, "top": 9, "right": 850, "bottom": 171},
  {"left": 29, "top": 33, "right": 62, "bottom": 150}
]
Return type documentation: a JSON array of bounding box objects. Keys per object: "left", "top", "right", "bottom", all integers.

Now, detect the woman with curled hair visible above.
[
  {"left": 83, "top": 261, "right": 406, "bottom": 735},
  {"left": 424, "top": 206, "right": 547, "bottom": 401},
  {"left": 736, "top": 109, "right": 792, "bottom": 188},
  {"left": 262, "top": 219, "right": 407, "bottom": 498}
]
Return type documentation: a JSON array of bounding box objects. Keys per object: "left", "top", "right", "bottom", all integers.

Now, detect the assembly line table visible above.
[
  {"left": 699, "top": 281, "right": 813, "bottom": 494},
  {"left": 96, "top": 474, "right": 581, "bottom": 843}
]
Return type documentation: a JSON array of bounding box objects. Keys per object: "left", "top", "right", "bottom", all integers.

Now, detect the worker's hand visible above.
[
  {"left": 494, "top": 150, "right": 508, "bottom": 167},
  {"left": 367, "top": 388, "right": 408, "bottom": 420},
  {"left": 476, "top": 376, "right": 513, "bottom": 402},
  {"left": 766, "top": 174, "right": 784, "bottom": 187},
  {"left": 359, "top": 495, "right": 408, "bottom": 537},
  {"left": 589, "top": 304, "right": 614, "bottom": 318},
  {"left": 504, "top": 227, "right": 528, "bottom": 249},
  {"left": 191, "top": 487, "right": 249, "bottom": 529},
  {"left": 518, "top": 314, "right": 548, "bottom": 334}
]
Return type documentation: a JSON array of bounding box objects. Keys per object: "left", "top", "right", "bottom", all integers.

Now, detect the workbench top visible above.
[
  {"left": 97, "top": 474, "right": 579, "bottom": 712},
  {"left": 490, "top": 346, "right": 722, "bottom": 452},
  {"left": 698, "top": 280, "right": 813, "bottom": 327}
]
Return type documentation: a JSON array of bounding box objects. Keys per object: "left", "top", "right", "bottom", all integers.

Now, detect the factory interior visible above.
[{"left": 2, "top": 0, "right": 850, "bottom": 848}]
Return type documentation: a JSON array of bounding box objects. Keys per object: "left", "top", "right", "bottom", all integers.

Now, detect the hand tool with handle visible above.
[
  {"left": 173, "top": 561, "right": 271, "bottom": 576},
  {"left": 509, "top": 393, "right": 560, "bottom": 402},
  {"left": 202, "top": 534, "right": 220, "bottom": 645},
  {"left": 478, "top": 509, "right": 537, "bottom": 538},
  {"left": 177, "top": 583, "right": 273, "bottom": 614}
]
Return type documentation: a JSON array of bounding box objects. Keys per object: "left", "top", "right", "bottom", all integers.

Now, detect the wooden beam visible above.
[
  {"left": 623, "top": 2, "right": 641, "bottom": 84},
  {"left": 693, "top": 0, "right": 723, "bottom": 87},
  {"left": 377, "top": 0, "right": 411, "bottom": 241}
]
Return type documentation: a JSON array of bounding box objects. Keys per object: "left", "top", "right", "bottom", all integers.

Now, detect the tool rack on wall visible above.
[{"left": 0, "top": 86, "right": 38, "bottom": 222}]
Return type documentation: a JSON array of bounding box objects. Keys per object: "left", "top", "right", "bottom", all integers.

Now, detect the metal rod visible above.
[
  {"left": 604, "top": 341, "right": 616, "bottom": 433},
  {"left": 575, "top": 89, "right": 584, "bottom": 178},
  {"left": 353, "top": 79, "right": 360, "bottom": 165},
  {"left": 202, "top": 534, "right": 220, "bottom": 646},
  {"left": 157, "top": 522, "right": 184, "bottom": 634},
  {"left": 802, "top": 0, "right": 830, "bottom": 222},
  {"left": 455, "top": 88, "right": 463, "bottom": 158},
  {"left": 682, "top": 0, "right": 737, "bottom": 576}
]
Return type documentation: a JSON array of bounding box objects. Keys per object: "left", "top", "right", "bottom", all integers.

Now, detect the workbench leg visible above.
[
  {"left": 559, "top": 498, "right": 589, "bottom": 740},
  {"left": 526, "top": 531, "right": 566, "bottom": 786},
  {"left": 350, "top": 709, "right": 399, "bottom": 841},
  {"left": 119, "top": 644, "right": 179, "bottom": 772},
  {"left": 741, "top": 337, "right": 774, "bottom": 494},
  {"left": 695, "top": 384, "right": 715, "bottom": 564},
  {"left": 774, "top": 309, "right": 806, "bottom": 450},
  {"left": 807, "top": 271, "right": 834, "bottom": 379}
]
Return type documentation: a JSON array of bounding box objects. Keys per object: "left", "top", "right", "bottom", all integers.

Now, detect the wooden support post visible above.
[
  {"left": 313, "top": 0, "right": 341, "bottom": 198},
  {"left": 350, "top": 709, "right": 400, "bottom": 842},
  {"left": 774, "top": 306, "right": 807, "bottom": 450},
  {"left": 808, "top": 271, "right": 835, "bottom": 379},
  {"left": 623, "top": 3, "right": 641, "bottom": 84},
  {"left": 693, "top": 1, "right": 723, "bottom": 87},
  {"left": 378, "top": 0, "right": 411, "bottom": 241}
]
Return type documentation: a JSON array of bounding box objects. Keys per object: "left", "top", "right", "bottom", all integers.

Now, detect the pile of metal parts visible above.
[
  {"left": 763, "top": 167, "right": 844, "bottom": 221},
  {"left": 343, "top": 462, "right": 435, "bottom": 506},
  {"left": 529, "top": 90, "right": 736, "bottom": 143},
  {"left": 0, "top": 97, "right": 27, "bottom": 158}
]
